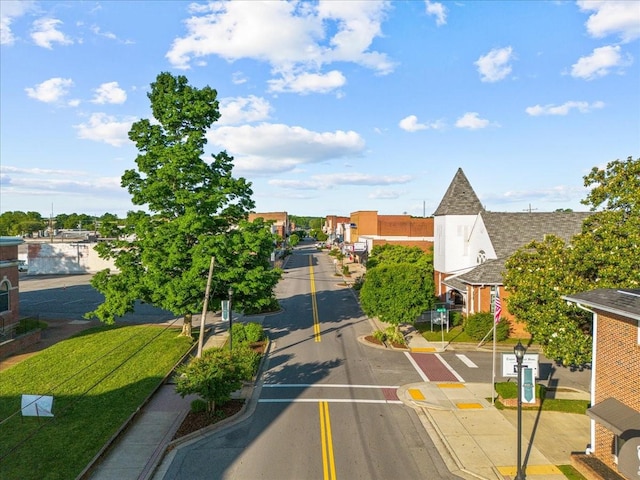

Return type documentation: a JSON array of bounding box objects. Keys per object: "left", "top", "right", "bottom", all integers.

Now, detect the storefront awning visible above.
[{"left": 587, "top": 398, "right": 640, "bottom": 436}]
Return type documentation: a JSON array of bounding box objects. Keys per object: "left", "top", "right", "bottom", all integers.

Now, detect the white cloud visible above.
[
  {"left": 218, "top": 95, "right": 271, "bottom": 125},
  {"left": 91, "top": 82, "right": 127, "bottom": 104},
  {"left": 455, "top": 112, "right": 490, "bottom": 129},
  {"left": 369, "top": 189, "right": 400, "bottom": 199},
  {"left": 313, "top": 172, "right": 412, "bottom": 186},
  {"left": 0, "top": 0, "right": 36, "bottom": 45},
  {"left": 268, "top": 70, "right": 346, "bottom": 94},
  {"left": 526, "top": 100, "right": 605, "bottom": 116},
  {"left": 399, "top": 115, "right": 445, "bottom": 132},
  {"left": 425, "top": 1, "right": 447, "bottom": 26},
  {"left": 269, "top": 172, "right": 411, "bottom": 190},
  {"left": 577, "top": 0, "right": 640, "bottom": 43},
  {"left": 25, "top": 77, "right": 74, "bottom": 103},
  {"left": 570, "top": 45, "right": 632, "bottom": 80},
  {"left": 74, "top": 113, "right": 135, "bottom": 146},
  {"left": 208, "top": 123, "right": 366, "bottom": 174},
  {"left": 232, "top": 72, "right": 247, "bottom": 85},
  {"left": 31, "top": 18, "right": 73, "bottom": 49},
  {"left": 399, "top": 115, "right": 427, "bottom": 132},
  {"left": 166, "top": 1, "right": 394, "bottom": 94},
  {"left": 475, "top": 46, "right": 514, "bottom": 82}
]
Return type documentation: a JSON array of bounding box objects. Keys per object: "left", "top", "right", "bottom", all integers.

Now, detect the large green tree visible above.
[
  {"left": 87, "top": 72, "right": 281, "bottom": 332},
  {"left": 0, "top": 211, "right": 46, "bottom": 236},
  {"left": 504, "top": 156, "right": 640, "bottom": 365},
  {"left": 359, "top": 245, "right": 436, "bottom": 328}
]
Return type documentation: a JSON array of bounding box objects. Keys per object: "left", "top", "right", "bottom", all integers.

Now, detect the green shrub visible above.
[
  {"left": 175, "top": 347, "right": 255, "bottom": 412},
  {"left": 450, "top": 311, "right": 464, "bottom": 327},
  {"left": 372, "top": 330, "right": 387, "bottom": 342},
  {"left": 235, "top": 343, "right": 261, "bottom": 375},
  {"left": 244, "top": 322, "right": 264, "bottom": 343},
  {"left": 342, "top": 265, "right": 350, "bottom": 276},
  {"left": 463, "top": 312, "right": 510, "bottom": 341},
  {"left": 385, "top": 326, "right": 405, "bottom": 345},
  {"left": 191, "top": 398, "right": 208, "bottom": 413},
  {"left": 14, "top": 318, "right": 47, "bottom": 335},
  {"left": 231, "top": 323, "right": 247, "bottom": 343}
]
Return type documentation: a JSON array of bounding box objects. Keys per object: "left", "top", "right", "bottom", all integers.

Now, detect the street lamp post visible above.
[
  {"left": 514, "top": 340, "right": 527, "bottom": 480},
  {"left": 228, "top": 288, "right": 233, "bottom": 353}
]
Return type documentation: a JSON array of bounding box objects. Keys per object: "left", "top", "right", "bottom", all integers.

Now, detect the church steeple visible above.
[{"left": 433, "top": 168, "right": 484, "bottom": 216}]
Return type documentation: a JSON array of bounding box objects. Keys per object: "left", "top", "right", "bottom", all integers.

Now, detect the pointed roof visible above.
[{"left": 433, "top": 168, "right": 484, "bottom": 216}]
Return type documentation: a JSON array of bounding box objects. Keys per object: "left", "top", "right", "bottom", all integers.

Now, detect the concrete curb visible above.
[{"left": 151, "top": 337, "right": 273, "bottom": 480}]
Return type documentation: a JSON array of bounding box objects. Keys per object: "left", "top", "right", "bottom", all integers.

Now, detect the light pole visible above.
[
  {"left": 514, "top": 340, "right": 527, "bottom": 480},
  {"left": 228, "top": 288, "right": 234, "bottom": 353}
]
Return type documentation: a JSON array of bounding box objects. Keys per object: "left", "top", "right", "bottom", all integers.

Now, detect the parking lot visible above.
[{"left": 19, "top": 273, "right": 176, "bottom": 324}]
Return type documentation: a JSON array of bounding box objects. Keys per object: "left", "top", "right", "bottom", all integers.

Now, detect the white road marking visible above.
[
  {"left": 435, "top": 353, "right": 465, "bottom": 382},
  {"left": 404, "top": 351, "right": 430, "bottom": 382},
  {"left": 456, "top": 354, "right": 478, "bottom": 368},
  {"left": 258, "top": 398, "right": 403, "bottom": 404},
  {"left": 263, "top": 384, "right": 400, "bottom": 389}
]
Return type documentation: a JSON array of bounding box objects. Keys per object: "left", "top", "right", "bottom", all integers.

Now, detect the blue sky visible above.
[{"left": 1, "top": 1, "right": 639, "bottom": 219}]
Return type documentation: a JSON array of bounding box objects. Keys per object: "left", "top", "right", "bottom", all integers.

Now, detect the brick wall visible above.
[{"left": 593, "top": 311, "right": 640, "bottom": 470}]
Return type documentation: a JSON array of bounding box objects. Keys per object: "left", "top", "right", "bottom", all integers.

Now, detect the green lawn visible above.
[{"left": 0, "top": 324, "right": 193, "bottom": 480}]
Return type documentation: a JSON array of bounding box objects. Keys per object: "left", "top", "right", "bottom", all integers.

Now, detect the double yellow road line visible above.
[
  {"left": 311, "top": 257, "right": 335, "bottom": 479},
  {"left": 319, "top": 401, "right": 336, "bottom": 480},
  {"left": 309, "top": 256, "right": 321, "bottom": 342}
]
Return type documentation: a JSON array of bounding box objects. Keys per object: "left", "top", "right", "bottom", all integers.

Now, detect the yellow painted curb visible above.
[
  {"left": 456, "top": 402, "right": 483, "bottom": 409},
  {"left": 437, "top": 383, "right": 464, "bottom": 388},
  {"left": 411, "top": 347, "right": 436, "bottom": 353},
  {"left": 497, "top": 465, "right": 562, "bottom": 475},
  {"left": 408, "top": 388, "right": 426, "bottom": 401}
]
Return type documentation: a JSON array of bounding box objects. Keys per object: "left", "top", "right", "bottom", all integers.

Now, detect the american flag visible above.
[{"left": 494, "top": 296, "right": 502, "bottom": 324}]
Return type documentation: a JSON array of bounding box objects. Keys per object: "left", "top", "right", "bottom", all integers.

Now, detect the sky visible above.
[{"left": 1, "top": 0, "right": 639, "bottom": 220}]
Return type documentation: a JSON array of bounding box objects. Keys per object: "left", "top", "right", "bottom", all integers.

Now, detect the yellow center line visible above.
[
  {"left": 319, "top": 401, "right": 337, "bottom": 480},
  {"left": 309, "top": 256, "right": 321, "bottom": 342}
]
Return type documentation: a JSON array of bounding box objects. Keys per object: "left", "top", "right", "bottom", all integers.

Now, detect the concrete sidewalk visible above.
[
  {"left": 86, "top": 306, "right": 591, "bottom": 480},
  {"left": 85, "top": 320, "right": 235, "bottom": 480},
  {"left": 397, "top": 380, "right": 590, "bottom": 480}
]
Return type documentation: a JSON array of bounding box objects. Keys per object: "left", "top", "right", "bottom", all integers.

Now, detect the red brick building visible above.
[
  {"left": 0, "top": 237, "right": 24, "bottom": 332},
  {"left": 248, "top": 212, "right": 290, "bottom": 239},
  {"left": 564, "top": 289, "right": 640, "bottom": 479}
]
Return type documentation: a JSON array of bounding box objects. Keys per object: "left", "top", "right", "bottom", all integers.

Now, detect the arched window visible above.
[
  {"left": 476, "top": 249, "right": 486, "bottom": 265},
  {"left": 0, "top": 280, "right": 9, "bottom": 313}
]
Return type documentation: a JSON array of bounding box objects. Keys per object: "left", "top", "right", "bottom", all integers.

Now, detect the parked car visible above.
[{"left": 18, "top": 260, "right": 28, "bottom": 272}]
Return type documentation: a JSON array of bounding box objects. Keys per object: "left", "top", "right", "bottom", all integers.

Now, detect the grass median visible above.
[{"left": 0, "top": 324, "right": 194, "bottom": 480}]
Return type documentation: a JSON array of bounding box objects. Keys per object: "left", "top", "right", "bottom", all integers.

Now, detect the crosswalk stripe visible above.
[{"left": 455, "top": 354, "right": 478, "bottom": 368}]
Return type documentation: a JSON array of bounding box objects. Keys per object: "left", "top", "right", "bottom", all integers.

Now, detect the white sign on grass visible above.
[{"left": 21, "top": 394, "right": 54, "bottom": 417}]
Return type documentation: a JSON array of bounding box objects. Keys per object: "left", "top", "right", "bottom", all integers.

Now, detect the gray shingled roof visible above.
[
  {"left": 442, "top": 275, "right": 468, "bottom": 291},
  {"left": 433, "top": 168, "right": 484, "bottom": 216},
  {"left": 455, "top": 258, "right": 505, "bottom": 285},
  {"left": 481, "top": 211, "right": 591, "bottom": 259},
  {"left": 563, "top": 289, "right": 640, "bottom": 320}
]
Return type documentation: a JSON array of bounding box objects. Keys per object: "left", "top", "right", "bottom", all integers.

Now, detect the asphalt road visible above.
[{"left": 161, "top": 245, "right": 462, "bottom": 480}]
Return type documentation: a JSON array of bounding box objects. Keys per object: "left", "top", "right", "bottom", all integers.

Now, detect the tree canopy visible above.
[
  {"left": 504, "top": 156, "right": 640, "bottom": 365},
  {"left": 359, "top": 244, "right": 436, "bottom": 328},
  {"left": 87, "top": 72, "right": 281, "bottom": 329}
]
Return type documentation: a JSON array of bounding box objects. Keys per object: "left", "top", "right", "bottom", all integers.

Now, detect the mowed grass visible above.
[{"left": 0, "top": 324, "right": 194, "bottom": 480}]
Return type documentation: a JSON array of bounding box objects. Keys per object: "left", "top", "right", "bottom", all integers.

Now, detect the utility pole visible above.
[{"left": 196, "top": 256, "right": 215, "bottom": 358}]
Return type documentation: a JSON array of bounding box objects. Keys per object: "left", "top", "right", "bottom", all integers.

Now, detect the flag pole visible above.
[{"left": 491, "top": 288, "right": 501, "bottom": 406}]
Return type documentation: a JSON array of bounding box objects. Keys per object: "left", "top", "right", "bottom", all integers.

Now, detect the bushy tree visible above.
[
  {"left": 175, "top": 347, "right": 256, "bottom": 413},
  {"left": 86, "top": 72, "right": 281, "bottom": 331},
  {"left": 504, "top": 156, "right": 640, "bottom": 365},
  {"left": 359, "top": 245, "right": 436, "bottom": 329},
  {"left": 0, "top": 211, "right": 46, "bottom": 236},
  {"left": 366, "top": 244, "right": 429, "bottom": 269}
]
